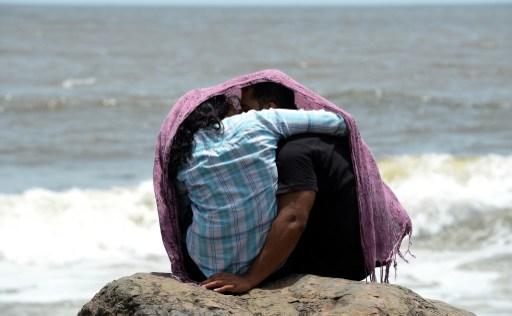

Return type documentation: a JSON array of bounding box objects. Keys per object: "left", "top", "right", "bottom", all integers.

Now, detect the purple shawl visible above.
[{"left": 153, "top": 69, "right": 412, "bottom": 283}]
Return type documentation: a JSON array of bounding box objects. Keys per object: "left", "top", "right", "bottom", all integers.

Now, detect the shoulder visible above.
[
  {"left": 222, "top": 110, "right": 258, "bottom": 125},
  {"left": 251, "top": 108, "right": 300, "bottom": 122}
]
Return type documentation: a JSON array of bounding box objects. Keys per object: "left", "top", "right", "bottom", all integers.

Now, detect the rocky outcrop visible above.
[{"left": 79, "top": 273, "right": 474, "bottom": 315}]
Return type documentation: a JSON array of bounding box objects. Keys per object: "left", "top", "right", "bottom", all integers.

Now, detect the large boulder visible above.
[{"left": 79, "top": 273, "right": 473, "bottom": 315}]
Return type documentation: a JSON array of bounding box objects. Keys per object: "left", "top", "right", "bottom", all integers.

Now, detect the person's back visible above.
[
  {"left": 274, "top": 134, "right": 367, "bottom": 280},
  {"left": 177, "top": 110, "right": 284, "bottom": 278}
]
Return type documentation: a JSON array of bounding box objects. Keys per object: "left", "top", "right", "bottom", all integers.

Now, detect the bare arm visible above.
[{"left": 201, "top": 190, "right": 315, "bottom": 293}]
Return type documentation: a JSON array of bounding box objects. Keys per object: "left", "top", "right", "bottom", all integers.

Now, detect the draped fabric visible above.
[{"left": 153, "top": 69, "right": 413, "bottom": 282}]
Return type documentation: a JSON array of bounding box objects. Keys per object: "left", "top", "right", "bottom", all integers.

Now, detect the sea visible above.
[{"left": 0, "top": 4, "right": 511, "bottom": 315}]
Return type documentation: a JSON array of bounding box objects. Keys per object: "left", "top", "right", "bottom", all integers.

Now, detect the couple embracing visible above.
[{"left": 154, "top": 69, "right": 412, "bottom": 294}]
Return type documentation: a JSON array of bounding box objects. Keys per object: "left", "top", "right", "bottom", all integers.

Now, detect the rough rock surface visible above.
[{"left": 79, "top": 273, "right": 474, "bottom": 315}]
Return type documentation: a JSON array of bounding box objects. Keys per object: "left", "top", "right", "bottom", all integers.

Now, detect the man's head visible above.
[{"left": 241, "top": 82, "right": 296, "bottom": 112}]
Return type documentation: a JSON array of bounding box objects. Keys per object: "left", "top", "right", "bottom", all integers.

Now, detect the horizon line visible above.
[{"left": 1, "top": 1, "right": 511, "bottom": 6}]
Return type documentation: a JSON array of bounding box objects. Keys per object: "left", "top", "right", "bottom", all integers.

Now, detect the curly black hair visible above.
[{"left": 166, "top": 95, "right": 233, "bottom": 180}]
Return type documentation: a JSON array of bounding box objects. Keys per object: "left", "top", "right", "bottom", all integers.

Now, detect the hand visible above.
[{"left": 200, "top": 272, "right": 255, "bottom": 294}]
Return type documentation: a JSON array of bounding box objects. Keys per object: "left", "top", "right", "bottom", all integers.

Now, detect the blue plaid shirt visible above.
[{"left": 176, "top": 109, "right": 346, "bottom": 277}]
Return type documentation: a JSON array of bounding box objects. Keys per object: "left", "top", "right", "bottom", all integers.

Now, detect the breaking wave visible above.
[
  {"left": 1, "top": 154, "right": 511, "bottom": 266},
  {"left": 0, "top": 181, "right": 163, "bottom": 266},
  {"left": 380, "top": 154, "right": 512, "bottom": 250}
]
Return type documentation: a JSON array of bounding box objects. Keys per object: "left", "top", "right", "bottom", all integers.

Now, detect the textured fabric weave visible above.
[
  {"left": 177, "top": 109, "right": 346, "bottom": 277},
  {"left": 153, "top": 69, "right": 413, "bottom": 283}
]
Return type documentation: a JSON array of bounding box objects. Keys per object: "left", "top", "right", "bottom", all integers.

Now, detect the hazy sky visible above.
[{"left": 2, "top": 0, "right": 512, "bottom": 5}]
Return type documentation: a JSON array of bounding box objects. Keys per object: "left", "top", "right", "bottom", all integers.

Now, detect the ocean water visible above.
[{"left": 1, "top": 4, "right": 511, "bottom": 315}]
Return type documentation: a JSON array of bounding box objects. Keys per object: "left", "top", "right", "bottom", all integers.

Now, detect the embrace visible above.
[{"left": 153, "top": 70, "right": 412, "bottom": 294}]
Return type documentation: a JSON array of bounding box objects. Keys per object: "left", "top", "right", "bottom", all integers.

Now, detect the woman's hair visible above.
[{"left": 167, "top": 94, "right": 233, "bottom": 180}]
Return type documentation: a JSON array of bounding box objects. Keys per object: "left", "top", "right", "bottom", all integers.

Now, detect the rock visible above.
[{"left": 79, "top": 273, "right": 474, "bottom": 315}]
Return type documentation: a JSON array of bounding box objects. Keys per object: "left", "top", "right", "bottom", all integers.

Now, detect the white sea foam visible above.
[
  {"left": 0, "top": 181, "right": 171, "bottom": 302},
  {"left": 1, "top": 154, "right": 511, "bottom": 265},
  {"left": 379, "top": 154, "right": 512, "bottom": 242},
  {"left": 61, "top": 77, "right": 96, "bottom": 89},
  {"left": 396, "top": 248, "right": 512, "bottom": 315},
  {"left": 0, "top": 181, "right": 164, "bottom": 266},
  {"left": 379, "top": 154, "right": 512, "bottom": 315}
]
